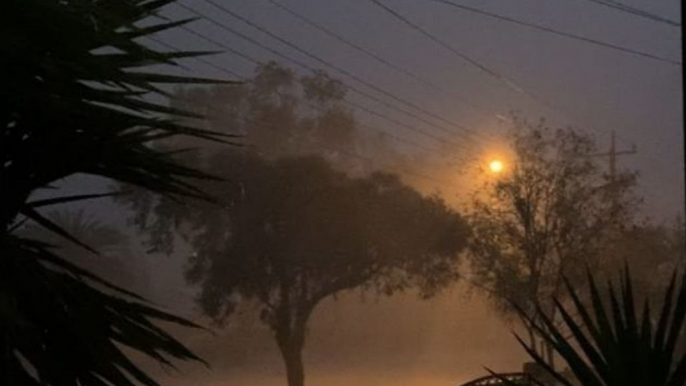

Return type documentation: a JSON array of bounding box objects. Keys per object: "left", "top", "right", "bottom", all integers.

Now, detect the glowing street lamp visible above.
[{"left": 489, "top": 160, "right": 504, "bottom": 174}]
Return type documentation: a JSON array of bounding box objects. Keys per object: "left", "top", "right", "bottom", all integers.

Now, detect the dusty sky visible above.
[
  {"left": 155, "top": 0, "right": 683, "bottom": 221},
  {"left": 63, "top": 1, "right": 683, "bottom": 385},
  {"left": 153, "top": 0, "right": 681, "bottom": 382}
]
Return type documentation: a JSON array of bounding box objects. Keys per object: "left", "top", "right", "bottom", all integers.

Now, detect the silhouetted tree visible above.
[
  {"left": 129, "top": 151, "right": 469, "bottom": 386},
  {"left": 600, "top": 219, "right": 684, "bottom": 301},
  {"left": 168, "top": 61, "right": 417, "bottom": 176},
  {"left": 1, "top": 0, "right": 237, "bottom": 384},
  {"left": 598, "top": 220, "right": 686, "bottom": 358},
  {"left": 467, "top": 116, "right": 639, "bottom": 368},
  {"left": 170, "top": 63, "right": 354, "bottom": 160}
]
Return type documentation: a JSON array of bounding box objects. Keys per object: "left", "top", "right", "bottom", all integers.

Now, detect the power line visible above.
[
  {"left": 187, "top": 0, "right": 482, "bottom": 142},
  {"left": 147, "top": 36, "right": 458, "bottom": 186},
  {"left": 161, "top": 15, "right": 477, "bottom": 151},
  {"left": 175, "top": 3, "right": 476, "bottom": 145},
  {"left": 173, "top": 2, "right": 489, "bottom": 150},
  {"left": 199, "top": 59, "right": 442, "bottom": 153},
  {"left": 366, "top": 0, "right": 680, "bottom": 134},
  {"left": 366, "top": 0, "right": 530, "bottom": 96},
  {"left": 422, "top": 0, "right": 681, "bottom": 65},
  {"left": 571, "top": 0, "right": 680, "bottom": 27},
  {"left": 146, "top": 35, "right": 450, "bottom": 155},
  {"left": 262, "top": 0, "right": 504, "bottom": 125},
  {"left": 146, "top": 35, "right": 246, "bottom": 77},
  {"left": 178, "top": 24, "right": 262, "bottom": 66},
  {"left": 365, "top": 0, "right": 591, "bottom": 130}
]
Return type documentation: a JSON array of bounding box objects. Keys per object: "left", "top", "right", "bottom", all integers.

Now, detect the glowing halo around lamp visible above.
[{"left": 489, "top": 160, "right": 504, "bottom": 174}]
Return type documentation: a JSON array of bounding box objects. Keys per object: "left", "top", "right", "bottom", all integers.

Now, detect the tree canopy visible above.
[
  {"left": 127, "top": 150, "right": 469, "bottom": 386},
  {"left": 167, "top": 61, "right": 413, "bottom": 175},
  {"left": 111, "top": 55, "right": 476, "bottom": 386},
  {"left": 467, "top": 116, "right": 639, "bottom": 366}
]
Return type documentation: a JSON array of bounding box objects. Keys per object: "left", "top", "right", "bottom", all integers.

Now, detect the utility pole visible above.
[
  {"left": 590, "top": 131, "right": 637, "bottom": 220},
  {"left": 591, "top": 130, "right": 637, "bottom": 184}
]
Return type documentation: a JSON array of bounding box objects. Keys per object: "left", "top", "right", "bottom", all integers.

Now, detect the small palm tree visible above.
[
  {"left": 1, "top": 0, "right": 238, "bottom": 384},
  {"left": 512, "top": 266, "right": 686, "bottom": 386},
  {"left": 21, "top": 210, "right": 141, "bottom": 290}
]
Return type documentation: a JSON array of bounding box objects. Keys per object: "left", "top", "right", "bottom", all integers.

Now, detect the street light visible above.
[{"left": 489, "top": 160, "right": 504, "bottom": 174}]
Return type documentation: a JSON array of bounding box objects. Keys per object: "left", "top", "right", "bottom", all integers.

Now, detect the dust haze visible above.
[{"left": 13, "top": 0, "right": 683, "bottom": 386}]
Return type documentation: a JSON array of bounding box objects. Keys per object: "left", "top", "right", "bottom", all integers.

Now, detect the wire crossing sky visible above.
[
  {"left": 263, "top": 0, "right": 498, "bottom": 121},
  {"left": 170, "top": 4, "right": 485, "bottom": 152},
  {"left": 423, "top": 0, "right": 681, "bottom": 65},
  {"left": 172, "top": 1, "right": 495, "bottom": 153},
  {"left": 151, "top": 0, "right": 681, "bottom": 219},
  {"left": 570, "top": 0, "right": 681, "bottom": 27}
]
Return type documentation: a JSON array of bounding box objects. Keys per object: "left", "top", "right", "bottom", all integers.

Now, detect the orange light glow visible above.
[{"left": 489, "top": 160, "right": 504, "bottom": 173}]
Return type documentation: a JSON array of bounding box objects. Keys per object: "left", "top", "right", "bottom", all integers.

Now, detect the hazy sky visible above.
[
  {"left": 152, "top": 0, "right": 683, "bottom": 220},
  {"left": 61, "top": 1, "right": 683, "bottom": 385}
]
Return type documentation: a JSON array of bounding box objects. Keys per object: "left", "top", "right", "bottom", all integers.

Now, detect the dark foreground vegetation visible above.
[
  {"left": 510, "top": 268, "right": 686, "bottom": 386},
  {"left": 2, "top": 0, "right": 233, "bottom": 384}
]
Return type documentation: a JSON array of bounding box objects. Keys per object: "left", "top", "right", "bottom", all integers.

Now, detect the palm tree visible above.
[
  {"left": 20, "top": 210, "right": 141, "bottom": 291},
  {"left": 510, "top": 267, "right": 686, "bottom": 386},
  {"left": 1, "top": 0, "right": 238, "bottom": 384}
]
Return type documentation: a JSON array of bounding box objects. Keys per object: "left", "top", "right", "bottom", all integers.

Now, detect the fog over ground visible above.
[{"left": 145, "top": 281, "right": 528, "bottom": 386}]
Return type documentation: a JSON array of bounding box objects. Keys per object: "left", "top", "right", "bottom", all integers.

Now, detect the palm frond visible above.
[
  {"left": 512, "top": 266, "right": 686, "bottom": 386},
  {"left": 2, "top": 0, "right": 241, "bottom": 384},
  {"left": 2, "top": 0, "right": 241, "bottom": 227},
  {"left": 1, "top": 235, "right": 205, "bottom": 386}
]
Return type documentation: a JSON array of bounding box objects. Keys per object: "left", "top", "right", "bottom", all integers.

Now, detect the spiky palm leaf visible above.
[
  {"left": 1, "top": 0, "right": 239, "bottom": 384},
  {"left": 513, "top": 267, "right": 686, "bottom": 386},
  {"left": 1, "top": 236, "right": 206, "bottom": 385},
  {"left": 2, "top": 0, "right": 237, "bottom": 223}
]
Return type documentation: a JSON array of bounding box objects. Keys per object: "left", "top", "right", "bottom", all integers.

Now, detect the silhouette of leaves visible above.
[
  {"left": 1, "top": 235, "right": 205, "bottom": 385},
  {"left": 515, "top": 266, "right": 686, "bottom": 386},
  {"left": 2, "top": 0, "right": 239, "bottom": 384}
]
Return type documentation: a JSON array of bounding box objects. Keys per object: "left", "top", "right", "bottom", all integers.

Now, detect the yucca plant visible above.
[
  {"left": 512, "top": 266, "right": 686, "bottom": 386},
  {"left": 1, "top": 0, "right": 238, "bottom": 384}
]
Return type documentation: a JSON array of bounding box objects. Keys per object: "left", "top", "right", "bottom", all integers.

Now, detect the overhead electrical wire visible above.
[
  {"left": 173, "top": 2, "right": 492, "bottom": 150},
  {"left": 364, "top": 0, "right": 591, "bottom": 126},
  {"left": 175, "top": 4, "right": 476, "bottom": 145},
  {"left": 200, "top": 58, "right": 441, "bottom": 153},
  {"left": 185, "top": 0, "right": 483, "bottom": 142},
  {"left": 366, "top": 0, "right": 591, "bottom": 128},
  {"left": 167, "top": 15, "right": 476, "bottom": 150},
  {"left": 421, "top": 0, "right": 681, "bottom": 65},
  {"left": 366, "top": 0, "right": 530, "bottom": 96},
  {"left": 262, "top": 0, "right": 506, "bottom": 125},
  {"left": 145, "top": 33, "right": 459, "bottom": 155},
  {"left": 145, "top": 0, "right": 675, "bottom": 188},
  {"left": 366, "top": 0, "right": 675, "bottom": 137},
  {"left": 571, "top": 0, "right": 680, "bottom": 27},
  {"left": 145, "top": 36, "right": 458, "bottom": 187}
]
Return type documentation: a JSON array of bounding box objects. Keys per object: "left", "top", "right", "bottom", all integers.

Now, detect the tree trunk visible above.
[
  {"left": 278, "top": 340, "right": 305, "bottom": 386},
  {"left": 274, "top": 308, "right": 309, "bottom": 386},
  {"left": 276, "top": 325, "right": 305, "bottom": 386}
]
